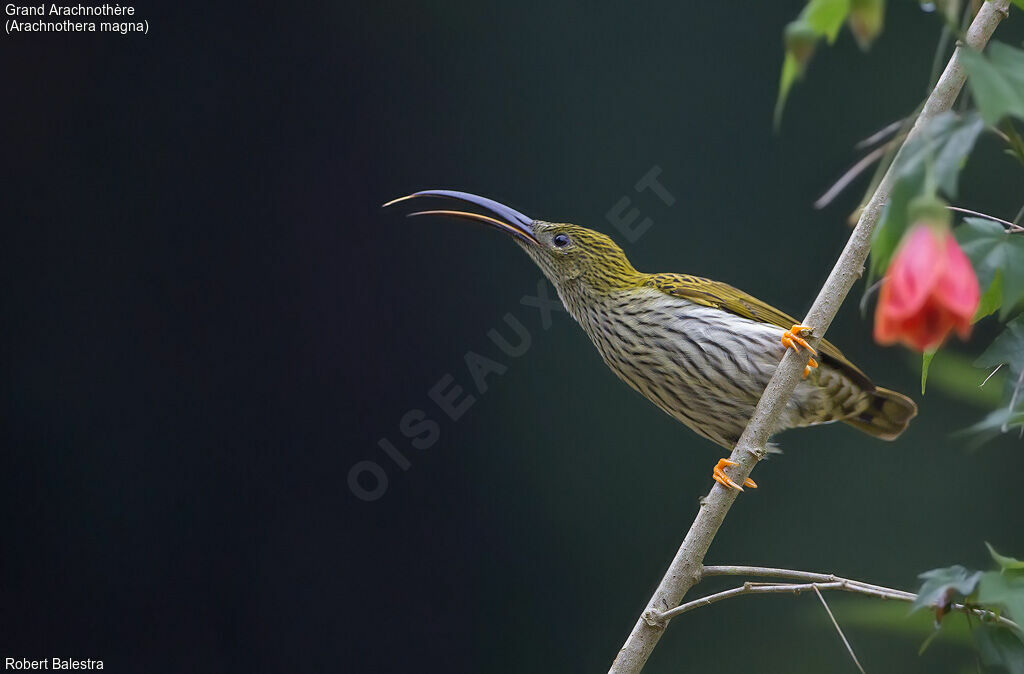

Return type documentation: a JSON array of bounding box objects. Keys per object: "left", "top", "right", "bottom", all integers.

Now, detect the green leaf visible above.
[
  {"left": 775, "top": 52, "right": 801, "bottom": 131},
  {"left": 869, "top": 113, "right": 984, "bottom": 281},
  {"left": 956, "top": 219, "right": 1024, "bottom": 319},
  {"left": 987, "top": 543, "right": 1024, "bottom": 573},
  {"left": 1003, "top": 121, "right": 1024, "bottom": 167},
  {"left": 922, "top": 350, "right": 936, "bottom": 394},
  {"left": 912, "top": 350, "right": 1007, "bottom": 408},
  {"left": 976, "top": 315, "right": 1024, "bottom": 377},
  {"left": 978, "top": 570, "right": 1024, "bottom": 625},
  {"left": 971, "top": 317, "right": 1024, "bottom": 446},
  {"left": 962, "top": 42, "right": 1024, "bottom": 124},
  {"left": 870, "top": 173, "right": 925, "bottom": 280},
  {"left": 976, "top": 269, "right": 1005, "bottom": 323},
  {"left": 802, "top": 0, "right": 851, "bottom": 43},
  {"left": 914, "top": 565, "right": 983, "bottom": 614},
  {"left": 956, "top": 405, "right": 1024, "bottom": 449},
  {"left": 848, "top": 0, "right": 885, "bottom": 51},
  {"left": 933, "top": 113, "right": 985, "bottom": 197},
  {"left": 958, "top": 218, "right": 1008, "bottom": 288},
  {"left": 895, "top": 111, "right": 984, "bottom": 199},
  {"left": 975, "top": 624, "right": 1024, "bottom": 674},
  {"left": 775, "top": 0, "right": 851, "bottom": 126}
]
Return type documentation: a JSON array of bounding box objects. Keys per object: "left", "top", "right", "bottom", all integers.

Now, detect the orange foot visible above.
[
  {"left": 712, "top": 458, "right": 757, "bottom": 491},
  {"left": 781, "top": 324, "right": 819, "bottom": 380}
]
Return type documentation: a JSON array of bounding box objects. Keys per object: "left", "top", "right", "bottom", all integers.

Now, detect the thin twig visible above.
[
  {"left": 947, "top": 206, "right": 1024, "bottom": 232},
  {"left": 927, "top": 22, "right": 955, "bottom": 95},
  {"left": 608, "top": 4, "right": 1012, "bottom": 671},
  {"left": 656, "top": 566, "right": 1022, "bottom": 632},
  {"left": 703, "top": 564, "right": 838, "bottom": 582},
  {"left": 851, "top": 107, "right": 922, "bottom": 226},
  {"left": 814, "top": 584, "right": 867, "bottom": 674},
  {"left": 855, "top": 119, "right": 906, "bottom": 150},
  {"left": 657, "top": 581, "right": 845, "bottom": 619},
  {"left": 815, "top": 145, "right": 890, "bottom": 210},
  {"left": 702, "top": 565, "right": 913, "bottom": 598},
  {"left": 695, "top": 565, "right": 1021, "bottom": 631},
  {"left": 956, "top": 0, "right": 979, "bottom": 115},
  {"left": 1014, "top": 202, "right": 1024, "bottom": 226}
]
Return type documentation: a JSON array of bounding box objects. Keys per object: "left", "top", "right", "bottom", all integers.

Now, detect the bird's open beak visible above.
[{"left": 383, "top": 190, "right": 537, "bottom": 244}]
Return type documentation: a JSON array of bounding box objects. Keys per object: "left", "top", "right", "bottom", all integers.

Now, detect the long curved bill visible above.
[{"left": 383, "top": 189, "right": 537, "bottom": 244}]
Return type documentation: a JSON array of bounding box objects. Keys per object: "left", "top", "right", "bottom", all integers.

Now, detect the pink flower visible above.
[{"left": 874, "top": 223, "right": 980, "bottom": 352}]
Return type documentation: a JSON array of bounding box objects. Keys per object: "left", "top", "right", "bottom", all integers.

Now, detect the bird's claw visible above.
[
  {"left": 781, "top": 324, "right": 817, "bottom": 355},
  {"left": 783, "top": 325, "right": 819, "bottom": 379},
  {"left": 712, "top": 458, "right": 757, "bottom": 491}
]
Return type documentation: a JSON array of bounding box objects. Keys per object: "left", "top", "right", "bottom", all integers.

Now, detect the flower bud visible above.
[
  {"left": 874, "top": 197, "right": 979, "bottom": 352},
  {"left": 849, "top": 0, "right": 885, "bottom": 50},
  {"left": 784, "top": 20, "right": 819, "bottom": 72}
]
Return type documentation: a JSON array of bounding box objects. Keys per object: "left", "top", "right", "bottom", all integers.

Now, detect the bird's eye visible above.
[{"left": 552, "top": 234, "right": 571, "bottom": 248}]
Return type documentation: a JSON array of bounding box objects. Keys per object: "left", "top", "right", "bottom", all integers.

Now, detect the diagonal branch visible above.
[{"left": 608, "top": 2, "right": 1013, "bottom": 671}]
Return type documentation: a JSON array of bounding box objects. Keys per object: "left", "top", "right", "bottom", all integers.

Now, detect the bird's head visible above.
[{"left": 384, "top": 190, "right": 640, "bottom": 294}]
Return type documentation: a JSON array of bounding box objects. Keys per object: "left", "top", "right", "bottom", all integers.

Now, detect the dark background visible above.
[{"left": 3, "top": 2, "right": 1023, "bottom": 672}]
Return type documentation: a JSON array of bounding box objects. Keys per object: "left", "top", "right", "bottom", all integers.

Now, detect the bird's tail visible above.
[{"left": 843, "top": 387, "right": 918, "bottom": 440}]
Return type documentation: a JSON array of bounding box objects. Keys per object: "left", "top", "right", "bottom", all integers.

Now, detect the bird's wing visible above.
[{"left": 645, "top": 273, "right": 873, "bottom": 389}]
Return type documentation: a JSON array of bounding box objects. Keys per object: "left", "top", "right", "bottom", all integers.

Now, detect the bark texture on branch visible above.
[{"left": 609, "top": 3, "right": 1012, "bottom": 671}]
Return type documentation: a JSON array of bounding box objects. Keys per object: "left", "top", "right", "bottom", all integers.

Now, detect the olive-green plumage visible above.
[{"left": 388, "top": 190, "right": 917, "bottom": 450}]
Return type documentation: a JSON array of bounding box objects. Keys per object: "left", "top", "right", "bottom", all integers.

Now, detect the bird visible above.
[{"left": 384, "top": 190, "right": 917, "bottom": 491}]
